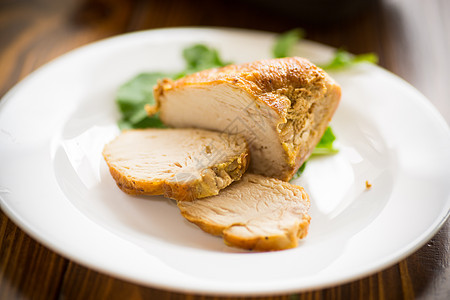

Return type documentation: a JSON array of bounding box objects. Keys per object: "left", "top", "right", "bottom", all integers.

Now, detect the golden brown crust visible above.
[
  {"left": 153, "top": 57, "right": 326, "bottom": 118},
  {"left": 106, "top": 164, "right": 165, "bottom": 195},
  {"left": 177, "top": 210, "right": 311, "bottom": 251},
  {"left": 104, "top": 149, "right": 249, "bottom": 201},
  {"left": 222, "top": 216, "right": 311, "bottom": 251}
]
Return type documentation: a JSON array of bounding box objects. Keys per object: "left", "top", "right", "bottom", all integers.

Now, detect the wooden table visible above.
[{"left": 1, "top": 0, "right": 449, "bottom": 299}]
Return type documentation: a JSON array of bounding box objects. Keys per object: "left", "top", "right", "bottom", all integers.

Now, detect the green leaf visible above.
[
  {"left": 320, "top": 49, "right": 378, "bottom": 70},
  {"left": 116, "top": 72, "right": 169, "bottom": 129},
  {"left": 312, "top": 147, "right": 339, "bottom": 155},
  {"left": 272, "top": 28, "right": 305, "bottom": 58},
  {"left": 312, "top": 126, "right": 338, "bottom": 155},
  {"left": 182, "top": 44, "right": 229, "bottom": 74},
  {"left": 118, "top": 114, "right": 167, "bottom": 130},
  {"left": 316, "top": 126, "right": 336, "bottom": 148}
]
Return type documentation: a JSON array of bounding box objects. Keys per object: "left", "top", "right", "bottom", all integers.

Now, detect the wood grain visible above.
[
  {"left": 0, "top": 211, "right": 68, "bottom": 300},
  {"left": 0, "top": 0, "right": 449, "bottom": 299}
]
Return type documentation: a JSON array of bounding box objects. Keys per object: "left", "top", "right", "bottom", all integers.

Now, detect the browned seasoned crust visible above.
[
  {"left": 154, "top": 57, "right": 333, "bottom": 116},
  {"left": 105, "top": 151, "right": 250, "bottom": 201},
  {"left": 188, "top": 213, "right": 311, "bottom": 251},
  {"left": 223, "top": 214, "right": 311, "bottom": 251}
]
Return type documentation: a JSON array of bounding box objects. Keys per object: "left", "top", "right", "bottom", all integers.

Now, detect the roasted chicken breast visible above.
[{"left": 149, "top": 57, "right": 341, "bottom": 181}]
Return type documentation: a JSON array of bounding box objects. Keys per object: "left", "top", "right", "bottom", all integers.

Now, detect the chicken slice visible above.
[
  {"left": 177, "top": 173, "right": 311, "bottom": 251},
  {"left": 103, "top": 128, "right": 249, "bottom": 201},
  {"left": 149, "top": 57, "right": 341, "bottom": 181}
]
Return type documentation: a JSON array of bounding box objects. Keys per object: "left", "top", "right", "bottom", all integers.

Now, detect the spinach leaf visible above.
[
  {"left": 116, "top": 72, "right": 168, "bottom": 130},
  {"left": 272, "top": 28, "right": 305, "bottom": 58},
  {"left": 175, "top": 44, "right": 230, "bottom": 79},
  {"left": 184, "top": 44, "right": 229, "bottom": 70},
  {"left": 321, "top": 49, "right": 378, "bottom": 70},
  {"left": 312, "top": 126, "right": 339, "bottom": 155}
]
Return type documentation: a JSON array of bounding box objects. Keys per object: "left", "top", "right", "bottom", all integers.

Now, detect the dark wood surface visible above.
[{"left": 1, "top": 0, "right": 449, "bottom": 299}]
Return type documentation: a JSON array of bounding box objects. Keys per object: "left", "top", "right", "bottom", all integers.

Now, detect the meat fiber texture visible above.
[
  {"left": 149, "top": 57, "right": 341, "bottom": 181},
  {"left": 178, "top": 173, "right": 311, "bottom": 251},
  {"left": 103, "top": 128, "right": 250, "bottom": 201}
]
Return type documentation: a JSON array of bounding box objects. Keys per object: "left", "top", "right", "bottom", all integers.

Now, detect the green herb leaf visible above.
[
  {"left": 116, "top": 72, "right": 169, "bottom": 130},
  {"left": 320, "top": 49, "right": 378, "bottom": 70},
  {"left": 272, "top": 28, "right": 305, "bottom": 58},
  {"left": 312, "top": 126, "right": 338, "bottom": 155},
  {"left": 179, "top": 44, "right": 230, "bottom": 77}
]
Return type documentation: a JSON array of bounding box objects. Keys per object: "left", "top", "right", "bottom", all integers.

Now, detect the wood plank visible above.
[{"left": 0, "top": 211, "right": 68, "bottom": 300}]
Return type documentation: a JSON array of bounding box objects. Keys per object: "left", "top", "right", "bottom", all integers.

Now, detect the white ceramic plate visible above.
[{"left": 1, "top": 28, "right": 449, "bottom": 295}]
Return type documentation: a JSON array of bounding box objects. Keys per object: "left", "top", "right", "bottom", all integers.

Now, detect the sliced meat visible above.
[
  {"left": 103, "top": 128, "right": 249, "bottom": 201},
  {"left": 149, "top": 57, "right": 341, "bottom": 181},
  {"left": 177, "top": 173, "right": 311, "bottom": 251}
]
